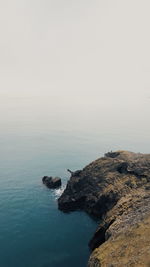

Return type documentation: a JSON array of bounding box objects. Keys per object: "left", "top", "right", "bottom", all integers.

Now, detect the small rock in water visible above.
[{"left": 42, "top": 176, "right": 61, "bottom": 189}]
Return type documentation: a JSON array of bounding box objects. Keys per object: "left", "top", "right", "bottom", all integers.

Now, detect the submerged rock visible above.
[
  {"left": 58, "top": 150, "right": 150, "bottom": 267},
  {"left": 42, "top": 176, "right": 61, "bottom": 189}
]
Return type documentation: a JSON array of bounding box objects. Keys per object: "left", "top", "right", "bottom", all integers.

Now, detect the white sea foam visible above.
[{"left": 54, "top": 185, "right": 66, "bottom": 199}]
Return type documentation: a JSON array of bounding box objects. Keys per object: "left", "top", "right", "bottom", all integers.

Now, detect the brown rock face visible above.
[
  {"left": 42, "top": 176, "right": 61, "bottom": 188},
  {"left": 58, "top": 151, "right": 150, "bottom": 267}
]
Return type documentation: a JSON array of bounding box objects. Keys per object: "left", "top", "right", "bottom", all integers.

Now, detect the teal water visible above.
[{"left": 0, "top": 94, "right": 150, "bottom": 267}]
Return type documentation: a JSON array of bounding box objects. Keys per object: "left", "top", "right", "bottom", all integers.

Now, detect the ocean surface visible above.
[{"left": 0, "top": 93, "right": 150, "bottom": 267}]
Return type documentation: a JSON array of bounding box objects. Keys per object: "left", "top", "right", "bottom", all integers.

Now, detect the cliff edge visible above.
[{"left": 58, "top": 151, "right": 150, "bottom": 267}]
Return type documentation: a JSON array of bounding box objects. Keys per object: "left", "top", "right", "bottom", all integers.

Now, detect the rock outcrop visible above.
[
  {"left": 58, "top": 151, "right": 150, "bottom": 267},
  {"left": 42, "top": 176, "right": 61, "bottom": 189}
]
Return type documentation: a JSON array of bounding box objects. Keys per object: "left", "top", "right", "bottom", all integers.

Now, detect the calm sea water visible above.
[{"left": 0, "top": 94, "right": 149, "bottom": 267}]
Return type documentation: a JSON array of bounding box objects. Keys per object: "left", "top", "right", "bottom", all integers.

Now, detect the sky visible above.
[{"left": 0, "top": 0, "right": 150, "bottom": 103}]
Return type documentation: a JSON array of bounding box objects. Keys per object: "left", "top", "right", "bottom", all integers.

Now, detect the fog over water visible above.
[
  {"left": 0, "top": 0, "right": 150, "bottom": 153},
  {"left": 0, "top": 1, "right": 150, "bottom": 267}
]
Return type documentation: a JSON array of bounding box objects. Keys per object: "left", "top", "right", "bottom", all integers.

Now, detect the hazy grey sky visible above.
[{"left": 0, "top": 0, "right": 150, "bottom": 101}]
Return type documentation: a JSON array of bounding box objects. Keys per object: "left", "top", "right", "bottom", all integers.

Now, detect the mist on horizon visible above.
[{"left": 0, "top": 0, "right": 150, "bottom": 155}]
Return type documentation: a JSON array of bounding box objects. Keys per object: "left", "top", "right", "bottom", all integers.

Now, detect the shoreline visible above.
[{"left": 58, "top": 151, "right": 150, "bottom": 266}]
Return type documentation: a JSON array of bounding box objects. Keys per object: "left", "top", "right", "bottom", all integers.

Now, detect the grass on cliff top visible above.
[{"left": 92, "top": 215, "right": 150, "bottom": 267}]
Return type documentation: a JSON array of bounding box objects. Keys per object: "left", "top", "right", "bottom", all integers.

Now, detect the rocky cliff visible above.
[{"left": 58, "top": 151, "right": 150, "bottom": 267}]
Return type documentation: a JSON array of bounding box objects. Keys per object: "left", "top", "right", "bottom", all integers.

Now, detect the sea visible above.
[{"left": 0, "top": 93, "right": 149, "bottom": 267}]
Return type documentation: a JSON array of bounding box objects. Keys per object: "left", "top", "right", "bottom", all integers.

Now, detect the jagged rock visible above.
[
  {"left": 104, "top": 151, "right": 120, "bottom": 158},
  {"left": 67, "top": 169, "right": 82, "bottom": 177},
  {"left": 42, "top": 176, "right": 61, "bottom": 189},
  {"left": 58, "top": 151, "right": 150, "bottom": 267}
]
